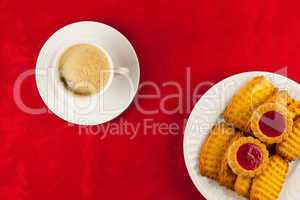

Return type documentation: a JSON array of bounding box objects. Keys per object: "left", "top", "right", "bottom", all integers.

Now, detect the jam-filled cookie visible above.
[
  {"left": 250, "top": 155, "right": 288, "bottom": 200},
  {"left": 277, "top": 118, "right": 300, "bottom": 161},
  {"left": 250, "top": 103, "right": 293, "bottom": 144},
  {"left": 227, "top": 137, "right": 269, "bottom": 177},
  {"left": 224, "top": 76, "right": 276, "bottom": 131},
  {"left": 199, "top": 123, "right": 235, "bottom": 179}
]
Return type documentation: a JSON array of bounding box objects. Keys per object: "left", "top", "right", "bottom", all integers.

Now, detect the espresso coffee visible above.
[{"left": 58, "top": 44, "right": 111, "bottom": 95}]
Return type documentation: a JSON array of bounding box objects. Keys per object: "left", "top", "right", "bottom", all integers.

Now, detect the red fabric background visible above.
[{"left": 1, "top": 0, "right": 300, "bottom": 199}]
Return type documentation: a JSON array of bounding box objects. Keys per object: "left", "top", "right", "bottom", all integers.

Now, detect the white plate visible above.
[
  {"left": 183, "top": 71, "right": 300, "bottom": 200},
  {"left": 35, "top": 21, "right": 140, "bottom": 125}
]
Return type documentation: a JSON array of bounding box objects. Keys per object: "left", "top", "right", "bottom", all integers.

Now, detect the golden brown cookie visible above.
[
  {"left": 250, "top": 155, "right": 289, "bottom": 200},
  {"left": 266, "top": 90, "right": 297, "bottom": 119},
  {"left": 224, "top": 76, "right": 276, "bottom": 131},
  {"left": 218, "top": 133, "right": 242, "bottom": 189},
  {"left": 277, "top": 118, "right": 300, "bottom": 161},
  {"left": 199, "top": 123, "right": 236, "bottom": 179},
  {"left": 250, "top": 103, "right": 293, "bottom": 144},
  {"left": 288, "top": 101, "right": 300, "bottom": 118},
  {"left": 234, "top": 175, "right": 252, "bottom": 198},
  {"left": 227, "top": 137, "right": 269, "bottom": 177},
  {"left": 266, "top": 90, "right": 294, "bottom": 106}
]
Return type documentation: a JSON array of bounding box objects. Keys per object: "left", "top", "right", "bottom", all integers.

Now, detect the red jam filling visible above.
[
  {"left": 259, "top": 111, "right": 286, "bottom": 137},
  {"left": 237, "top": 143, "right": 263, "bottom": 170}
]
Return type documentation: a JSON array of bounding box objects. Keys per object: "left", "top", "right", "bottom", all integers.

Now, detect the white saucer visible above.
[
  {"left": 36, "top": 21, "right": 140, "bottom": 125},
  {"left": 184, "top": 72, "right": 300, "bottom": 200}
]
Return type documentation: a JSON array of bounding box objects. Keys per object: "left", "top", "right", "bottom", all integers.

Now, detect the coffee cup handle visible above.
[{"left": 113, "top": 67, "right": 129, "bottom": 76}]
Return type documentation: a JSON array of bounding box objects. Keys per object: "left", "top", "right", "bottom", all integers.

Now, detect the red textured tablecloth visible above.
[{"left": 1, "top": 0, "right": 300, "bottom": 199}]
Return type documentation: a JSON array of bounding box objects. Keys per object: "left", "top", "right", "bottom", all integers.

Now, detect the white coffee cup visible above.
[
  {"left": 53, "top": 42, "right": 129, "bottom": 98},
  {"left": 48, "top": 41, "right": 132, "bottom": 118}
]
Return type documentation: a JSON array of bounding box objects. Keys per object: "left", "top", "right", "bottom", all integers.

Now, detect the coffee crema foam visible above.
[{"left": 58, "top": 44, "right": 111, "bottom": 96}]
